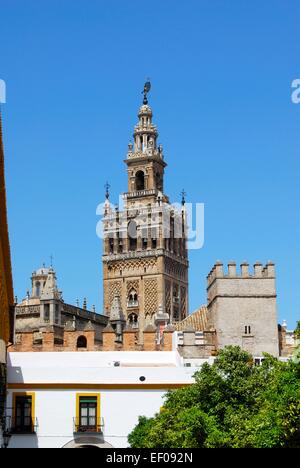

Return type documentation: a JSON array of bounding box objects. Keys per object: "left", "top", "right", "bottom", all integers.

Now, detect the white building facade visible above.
[{"left": 6, "top": 351, "right": 195, "bottom": 448}]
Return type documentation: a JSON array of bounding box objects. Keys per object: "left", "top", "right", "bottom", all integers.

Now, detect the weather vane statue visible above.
[{"left": 142, "top": 79, "right": 151, "bottom": 105}]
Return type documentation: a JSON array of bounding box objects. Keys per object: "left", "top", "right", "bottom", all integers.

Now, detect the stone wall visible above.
[
  {"left": 10, "top": 329, "right": 102, "bottom": 352},
  {"left": 102, "top": 327, "right": 173, "bottom": 352}
]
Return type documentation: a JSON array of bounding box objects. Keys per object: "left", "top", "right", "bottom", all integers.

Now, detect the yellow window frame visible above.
[
  {"left": 12, "top": 392, "right": 36, "bottom": 432},
  {"left": 76, "top": 393, "right": 101, "bottom": 432}
]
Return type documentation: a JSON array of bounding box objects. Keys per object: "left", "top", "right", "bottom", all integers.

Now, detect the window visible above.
[
  {"left": 128, "top": 290, "right": 138, "bottom": 307},
  {"left": 135, "top": 171, "right": 145, "bottom": 191},
  {"left": 44, "top": 303, "right": 50, "bottom": 322},
  {"left": 129, "top": 237, "right": 137, "bottom": 251},
  {"left": 156, "top": 172, "right": 163, "bottom": 191},
  {"left": 75, "top": 394, "right": 100, "bottom": 433},
  {"left": 244, "top": 325, "right": 251, "bottom": 335},
  {"left": 13, "top": 393, "right": 35, "bottom": 433},
  {"left": 128, "top": 220, "right": 137, "bottom": 251},
  {"left": 35, "top": 281, "right": 41, "bottom": 297},
  {"left": 173, "top": 307, "right": 180, "bottom": 321},
  {"left": 173, "top": 285, "right": 180, "bottom": 304},
  {"left": 128, "top": 312, "right": 138, "bottom": 328},
  {"left": 77, "top": 336, "right": 87, "bottom": 349},
  {"left": 55, "top": 304, "right": 59, "bottom": 324},
  {"left": 118, "top": 238, "right": 123, "bottom": 253}
]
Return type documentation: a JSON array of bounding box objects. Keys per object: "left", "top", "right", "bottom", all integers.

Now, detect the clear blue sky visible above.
[{"left": 1, "top": 0, "right": 299, "bottom": 328}]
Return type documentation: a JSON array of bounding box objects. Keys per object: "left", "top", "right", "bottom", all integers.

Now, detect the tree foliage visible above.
[{"left": 128, "top": 346, "right": 300, "bottom": 448}]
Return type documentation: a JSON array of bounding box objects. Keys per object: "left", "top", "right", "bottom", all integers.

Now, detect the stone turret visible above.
[
  {"left": 31, "top": 267, "right": 49, "bottom": 298},
  {"left": 109, "top": 295, "right": 126, "bottom": 343},
  {"left": 40, "top": 268, "right": 63, "bottom": 327}
]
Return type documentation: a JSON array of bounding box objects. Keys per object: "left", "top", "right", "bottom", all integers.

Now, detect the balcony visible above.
[
  {"left": 4, "top": 415, "right": 38, "bottom": 434},
  {"left": 123, "top": 189, "right": 157, "bottom": 199},
  {"left": 73, "top": 417, "right": 104, "bottom": 434}
]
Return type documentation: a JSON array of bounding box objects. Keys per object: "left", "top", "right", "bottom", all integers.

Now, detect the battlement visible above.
[{"left": 207, "top": 261, "right": 275, "bottom": 288}]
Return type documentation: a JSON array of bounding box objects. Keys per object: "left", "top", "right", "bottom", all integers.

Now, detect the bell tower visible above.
[
  {"left": 126, "top": 101, "right": 166, "bottom": 197},
  {"left": 102, "top": 84, "right": 189, "bottom": 343}
]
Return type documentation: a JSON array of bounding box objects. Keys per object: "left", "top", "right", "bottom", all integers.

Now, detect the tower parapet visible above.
[{"left": 207, "top": 260, "right": 276, "bottom": 288}]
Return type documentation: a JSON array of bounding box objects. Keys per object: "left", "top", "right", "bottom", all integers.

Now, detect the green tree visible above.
[
  {"left": 294, "top": 321, "right": 300, "bottom": 340},
  {"left": 128, "top": 346, "right": 300, "bottom": 448}
]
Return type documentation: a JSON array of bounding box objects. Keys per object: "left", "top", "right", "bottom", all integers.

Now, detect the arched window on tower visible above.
[
  {"left": 128, "top": 312, "right": 139, "bottom": 328},
  {"left": 128, "top": 220, "right": 137, "bottom": 251},
  {"left": 127, "top": 289, "right": 138, "bottom": 308},
  {"left": 35, "top": 281, "right": 41, "bottom": 297},
  {"left": 77, "top": 336, "right": 87, "bottom": 349},
  {"left": 155, "top": 172, "right": 163, "bottom": 191},
  {"left": 135, "top": 171, "right": 145, "bottom": 191}
]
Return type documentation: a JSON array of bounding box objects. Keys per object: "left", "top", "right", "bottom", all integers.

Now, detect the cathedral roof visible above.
[{"left": 175, "top": 305, "right": 208, "bottom": 332}]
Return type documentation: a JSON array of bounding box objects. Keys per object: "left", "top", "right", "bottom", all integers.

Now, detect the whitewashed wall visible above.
[{"left": 7, "top": 351, "right": 195, "bottom": 448}]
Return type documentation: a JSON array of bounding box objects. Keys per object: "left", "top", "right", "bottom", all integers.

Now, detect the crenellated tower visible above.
[
  {"left": 206, "top": 261, "right": 279, "bottom": 356},
  {"left": 102, "top": 85, "right": 189, "bottom": 343}
]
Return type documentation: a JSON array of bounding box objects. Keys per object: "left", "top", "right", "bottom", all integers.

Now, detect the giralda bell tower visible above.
[{"left": 102, "top": 83, "right": 188, "bottom": 342}]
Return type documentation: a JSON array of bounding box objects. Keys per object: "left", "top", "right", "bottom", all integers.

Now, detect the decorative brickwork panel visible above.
[
  {"left": 165, "top": 280, "right": 171, "bottom": 316},
  {"left": 108, "top": 281, "right": 122, "bottom": 309},
  {"left": 126, "top": 280, "right": 139, "bottom": 295},
  {"left": 144, "top": 278, "right": 158, "bottom": 316},
  {"left": 109, "top": 258, "right": 157, "bottom": 274}
]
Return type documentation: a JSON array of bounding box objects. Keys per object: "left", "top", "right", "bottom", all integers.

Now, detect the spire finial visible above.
[
  {"left": 181, "top": 189, "right": 186, "bottom": 206},
  {"left": 50, "top": 254, "right": 54, "bottom": 268},
  {"left": 142, "top": 79, "right": 151, "bottom": 105},
  {"left": 105, "top": 181, "right": 110, "bottom": 200}
]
